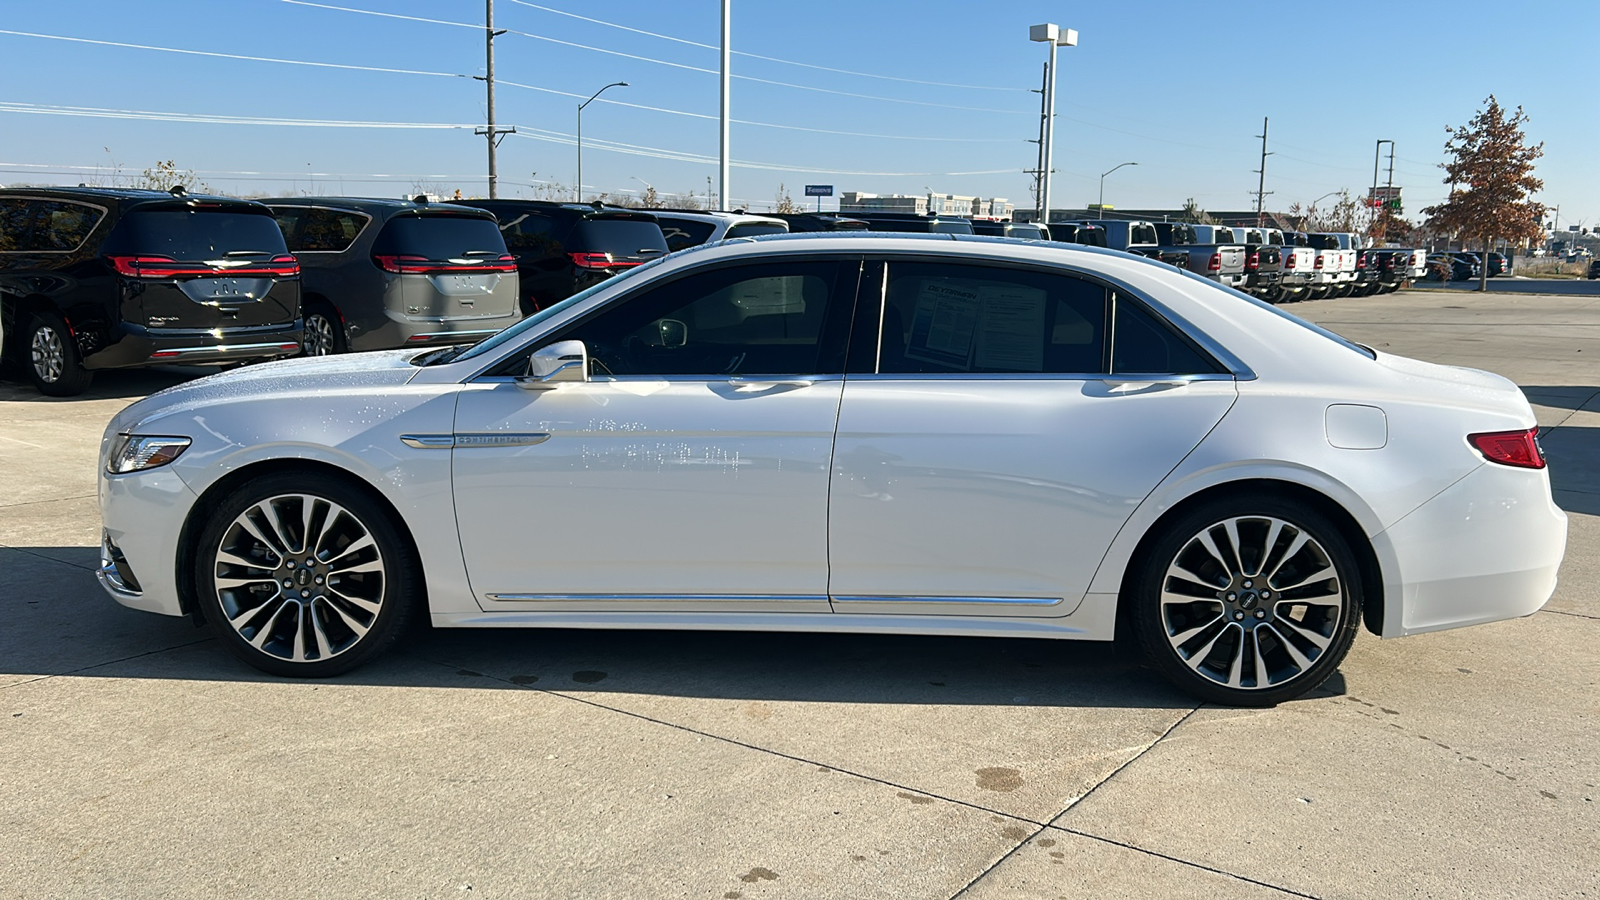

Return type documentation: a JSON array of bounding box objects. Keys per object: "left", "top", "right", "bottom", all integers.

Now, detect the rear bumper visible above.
[
  {"left": 1374, "top": 462, "right": 1567, "bottom": 637},
  {"left": 352, "top": 309, "right": 522, "bottom": 352},
  {"left": 83, "top": 321, "right": 303, "bottom": 370}
]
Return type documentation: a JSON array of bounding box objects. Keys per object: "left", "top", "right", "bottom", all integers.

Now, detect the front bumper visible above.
[
  {"left": 98, "top": 466, "right": 198, "bottom": 617},
  {"left": 1374, "top": 462, "right": 1567, "bottom": 637},
  {"left": 84, "top": 322, "right": 304, "bottom": 370}
]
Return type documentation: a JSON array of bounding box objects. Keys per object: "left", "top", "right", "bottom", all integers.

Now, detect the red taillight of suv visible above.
[
  {"left": 108, "top": 254, "right": 300, "bottom": 278},
  {"left": 568, "top": 251, "right": 643, "bottom": 270},
  {"left": 374, "top": 254, "right": 517, "bottom": 275},
  {"left": 1207, "top": 252, "right": 1221, "bottom": 271},
  {"left": 1468, "top": 428, "right": 1546, "bottom": 469}
]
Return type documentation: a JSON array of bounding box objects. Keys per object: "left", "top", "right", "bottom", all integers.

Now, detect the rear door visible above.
[
  {"left": 102, "top": 203, "right": 298, "bottom": 329},
  {"left": 373, "top": 213, "right": 518, "bottom": 323},
  {"left": 827, "top": 259, "right": 1237, "bottom": 617}
]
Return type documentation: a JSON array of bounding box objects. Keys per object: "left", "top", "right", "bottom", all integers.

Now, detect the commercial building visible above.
[{"left": 840, "top": 192, "right": 1014, "bottom": 220}]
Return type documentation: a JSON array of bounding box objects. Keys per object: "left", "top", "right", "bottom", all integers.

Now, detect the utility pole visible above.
[
  {"left": 1381, "top": 141, "right": 1396, "bottom": 242},
  {"left": 1250, "top": 116, "right": 1273, "bottom": 227},
  {"left": 718, "top": 0, "right": 730, "bottom": 210},
  {"left": 474, "top": 0, "right": 515, "bottom": 198}
]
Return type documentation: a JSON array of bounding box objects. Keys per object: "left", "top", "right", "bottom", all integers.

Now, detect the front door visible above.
[
  {"left": 827, "top": 259, "right": 1237, "bottom": 617},
  {"left": 451, "top": 257, "right": 858, "bottom": 612}
]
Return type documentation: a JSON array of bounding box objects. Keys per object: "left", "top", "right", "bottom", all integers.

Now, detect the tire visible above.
[
  {"left": 301, "top": 301, "right": 346, "bottom": 356},
  {"left": 193, "top": 471, "right": 421, "bottom": 677},
  {"left": 26, "top": 311, "right": 94, "bottom": 396},
  {"left": 1130, "top": 494, "right": 1362, "bottom": 706}
]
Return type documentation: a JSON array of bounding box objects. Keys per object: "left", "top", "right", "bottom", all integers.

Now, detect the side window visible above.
[
  {"left": 1111, "top": 297, "right": 1222, "bottom": 375},
  {"left": 298, "top": 209, "right": 366, "bottom": 252},
  {"left": 35, "top": 201, "right": 103, "bottom": 251},
  {"left": 0, "top": 199, "right": 40, "bottom": 252},
  {"left": 553, "top": 261, "right": 845, "bottom": 377},
  {"left": 876, "top": 262, "right": 1107, "bottom": 375},
  {"left": 270, "top": 208, "right": 303, "bottom": 251},
  {"left": 498, "top": 212, "right": 561, "bottom": 256}
]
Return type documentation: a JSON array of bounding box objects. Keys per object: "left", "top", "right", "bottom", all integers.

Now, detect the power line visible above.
[
  {"left": 280, "top": 0, "right": 1030, "bottom": 115},
  {"left": 0, "top": 28, "right": 1014, "bottom": 144},
  {"left": 502, "top": 0, "right": 1029, "bottom": 93}
]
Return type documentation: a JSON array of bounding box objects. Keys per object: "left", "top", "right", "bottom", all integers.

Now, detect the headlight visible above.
[{"left": 107, "top": 435, "right": 191, "bottom": 474}]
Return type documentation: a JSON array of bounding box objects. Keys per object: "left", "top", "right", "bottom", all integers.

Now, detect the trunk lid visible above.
[{"left": 372, "top": 212, "right": 520, "bottom": 323}]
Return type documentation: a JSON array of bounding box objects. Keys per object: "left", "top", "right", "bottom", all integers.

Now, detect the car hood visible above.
[{"left": 110, "top": 350, "right": 423, "bottom": 434}]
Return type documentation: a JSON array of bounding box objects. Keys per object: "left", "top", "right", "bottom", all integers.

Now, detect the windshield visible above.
[
  {"left": 108, "top": 207, "right": 287, "bottom": 259},
  {"left": 930, "top": 219, "right": 974, "bottom": 234},
  {"left": 656, "top": 217, "right": 716, "bottom": 252},
  {"left": 440, "top": 253, "right": 673, "bottom": 365},
  {"left": 573, "top": 217, "right": 668, "bottom": 257},
  {"left": 725, "top": 222, "right": 788, "bottom": 239},
  {"left": 1130, "top": 224, "right": 1158, "bottom": 245}
]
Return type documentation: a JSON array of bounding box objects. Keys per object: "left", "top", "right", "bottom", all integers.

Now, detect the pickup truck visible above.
[
  {"left": 1224, "top": 225, "right": 1286, "bottom": 302},
  {"left": 1263, "top": 227, "right": 1315, "bottom": 301},
  {"left": 1076, "top": 219, "right": 1188, "bottom": 267},
  {"left": 1366, "top": 248, "right": 1411, "bottom": 294},
  {"left": 1044, "top": 222, "right": 1108, "bottom": 247},
  {"left": 1305, "top": 230, "right": 1356, "bottom": 297},
  {"left": 1148, "top": 222, "right": 1249, "bottom": 290},
  {"left": 1286, "top": 231, "right": 1340, "bottom": 299}
]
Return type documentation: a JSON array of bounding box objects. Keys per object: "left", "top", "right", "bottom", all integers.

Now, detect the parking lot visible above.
[{"left": 1, "top": 288, "right": 1596, "bottom": 899}]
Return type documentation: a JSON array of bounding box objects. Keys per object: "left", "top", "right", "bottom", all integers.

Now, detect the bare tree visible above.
[
  {"left": 136, "top": 160, "right": 210, "bottom": 193},
  {"left": 772, "top": 183, "right": 801, "bottom": 214},
  {"left": 1422, "top": 96, "right": 1545, "bottom": 290}
]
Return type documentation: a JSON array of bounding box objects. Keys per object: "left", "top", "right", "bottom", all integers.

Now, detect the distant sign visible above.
[{"left": 804, "top": 184, "right": 834, "bottom": 197}]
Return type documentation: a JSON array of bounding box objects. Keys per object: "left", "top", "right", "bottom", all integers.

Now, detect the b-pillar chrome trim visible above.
[{"left": 400, "top": 433, "right": 551, "bottom": 449}]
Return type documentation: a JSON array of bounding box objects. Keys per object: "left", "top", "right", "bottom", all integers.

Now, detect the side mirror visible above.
[
  {"left": 517, "top": 340, "right": 589, "bottom": 390},
  {"left": 656, "top": 318, "right": 687, "bottom": 348}
]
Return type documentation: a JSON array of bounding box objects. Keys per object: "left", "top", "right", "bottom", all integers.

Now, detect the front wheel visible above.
[
  {"left": 1131, "top": 496, "right": 1362, "bottom": 706},
  {"left": 193, "top": 472, "right": 421, "bottom": 677}
]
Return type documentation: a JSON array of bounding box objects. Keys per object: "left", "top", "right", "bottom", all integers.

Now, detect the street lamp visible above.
[
  {"left": 1098, "top": 162, "right": 1137, "bottom": 213},
  {"left": 577, "top": 81, "right": 627, "bottom": 201},
  {"left": 1029, "top": 23, "right": 1078, "bottom": 223}
]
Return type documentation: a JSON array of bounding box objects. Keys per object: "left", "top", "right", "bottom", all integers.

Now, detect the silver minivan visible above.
[{"left": 267, "top": 197, "right": 521, "bottom": 354}]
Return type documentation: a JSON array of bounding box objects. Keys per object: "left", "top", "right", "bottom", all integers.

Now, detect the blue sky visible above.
[{"left": 1, "top": 1, "right": 1593, "bottom": 225}]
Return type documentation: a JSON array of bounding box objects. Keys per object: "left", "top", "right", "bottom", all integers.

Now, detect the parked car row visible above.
[
  {"left": 0, "top": 184, "right": 1443, "bottom": 397},
  {"left": 1422, "top": 251, "right": 1511, "bottom": 281}
]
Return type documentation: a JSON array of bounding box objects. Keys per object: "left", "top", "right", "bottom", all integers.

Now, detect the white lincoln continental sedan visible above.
[{"left": 97, "top": 234, "right": 1567, "bottom": 705}]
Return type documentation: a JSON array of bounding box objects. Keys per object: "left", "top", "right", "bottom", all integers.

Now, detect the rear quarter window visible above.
[{"left": 373, "top": 215, "right": 508, "bottom": 260}]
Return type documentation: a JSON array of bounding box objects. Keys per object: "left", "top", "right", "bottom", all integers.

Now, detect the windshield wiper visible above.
[{"left": 415, "top": 345, "right": 466, "bottom": 366}]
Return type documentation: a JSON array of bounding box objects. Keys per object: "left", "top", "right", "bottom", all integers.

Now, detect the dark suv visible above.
[
  {"left": 266, "top": 197, "right": 520, "bottom": 354},
  {"left": 447, "top": 200, "right": 667, "bottom": 313},
  {"left": 0, "top": 187, "right": 302, "bottom": 396},
  {"left": 842, "top": 211, "right": 975, "bottom": 234},
  {"left": 770, "top": 213, "right": 868, "bottom": 232}
]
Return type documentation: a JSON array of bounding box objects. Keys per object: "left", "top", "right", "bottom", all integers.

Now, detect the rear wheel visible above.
[
  {"left": 193, "top": 471, "right": 420, "bottom": 677},
  {"left": 301, "top": 302, "right": 346, "bottom": 356},
  {"left": 26, "top": 311, "right": 94, "bottom": 396},
  {"left": 1131, "top": 495, "right": 1362, "bottom": 706}
]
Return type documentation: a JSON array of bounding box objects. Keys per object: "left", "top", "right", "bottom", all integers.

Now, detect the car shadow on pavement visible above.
[
  {"left": 1540, "top": 425, "right": 1600, "bottom": 516},
  {"left": 1522, "top": 386, "right": 1600, "bottom": 412},
  {"left": 0, "top": 366, "right": 215, "bottom": 402},
  {"left": 3, "top": 544, "right": 1218, "bottom": 710}
]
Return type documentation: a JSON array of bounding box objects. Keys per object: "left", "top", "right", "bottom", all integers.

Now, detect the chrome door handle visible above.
[
  {"left": 728, "top": 377, "right": 815, "bottom": 392},
  {"left": 1102, "top": 379, "right": 1188, "bottom": 394}
]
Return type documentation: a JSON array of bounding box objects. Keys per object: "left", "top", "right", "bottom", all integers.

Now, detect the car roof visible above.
[
  {"left": 652, "top": 210, "right": 786, "bottom": 225},
  {"left": 445, "top": 198, "right": 656, "bottom": 218},
  {"left": 260, "top": 197, "right": 495, "bottom": 219},
  {"left": 0, "top": 186, "right": 260, "bottom": 207}
]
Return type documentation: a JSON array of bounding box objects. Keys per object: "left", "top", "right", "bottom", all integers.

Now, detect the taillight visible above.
[
  {"left": 1246, "top": 251, "right": 1259, "bottom": 271},
  {"left": 1314, "top": 255, "right": 1325, "bottom": 269},
  {"left": 108, "top": 254, "right": 299, "bottom": 278},
  {"left": 375, "top": 254, "right": 516, "bottom": 275},
  {"left": 1468, "top": 428, "right": 1546, "bottom": 469},
  {"left": 1284, "top": 253, "right": 1297, "bottom": 270},
  {"left": 1358, "top": 252, "right": 1368, "bottom": 267},
  {"left": 1207, "top": 252, "right": 1221, "bottom": 271},
  {"left": 568, "top": 251, "right": 641, "bottom": 270}
]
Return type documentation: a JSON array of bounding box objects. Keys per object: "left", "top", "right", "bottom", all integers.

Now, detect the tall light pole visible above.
[
  {"left": 718, "top": 0, "right": 730, "bottom": 210},
  {"left": 1370, "top": 139, "right": 1393, "bottom": 238},
  {"left": 1029, "top": 23, "right": 1078, "bottom": 224},
  {"left": 576, "top": 81, "right": 627, "bottom": 202},
  {"left": 1098, "top": 161, "right": 1137, "bottom": 213}
]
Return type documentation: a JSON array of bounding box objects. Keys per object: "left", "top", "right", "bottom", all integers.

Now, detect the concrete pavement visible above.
[{"left": 2, "top": 292, "right": 1596, "bottom": 899}]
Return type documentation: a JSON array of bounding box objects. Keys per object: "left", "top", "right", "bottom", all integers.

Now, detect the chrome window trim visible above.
[
  {"left": 841, "top": 372, "right": 1236, "bottom": 383},
  {"left": 0, "top": 195, "right": 110, "bottom": 255},
  {"left": 831, "top": 595, "right": 1065, "bottom": 606}
]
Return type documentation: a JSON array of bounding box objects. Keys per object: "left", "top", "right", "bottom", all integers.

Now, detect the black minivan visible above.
[
  {"left": 0, "top": 187, "right": 302, "bottom": 396},
  {"left": 448, "top": 200, "right": 668, "bottom": 313}
]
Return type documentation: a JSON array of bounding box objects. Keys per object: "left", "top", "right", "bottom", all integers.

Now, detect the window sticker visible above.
[
  {"left": 973, "top": 284, "right": 1048, "bottom": 371},
  {"left": 905, "top": 279, "right": 981, "bottom": 367}
]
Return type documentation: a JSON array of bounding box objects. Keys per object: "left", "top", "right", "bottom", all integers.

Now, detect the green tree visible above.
[{"left": 1422, "top": 96, "right": 1545, "bottom": 290}]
